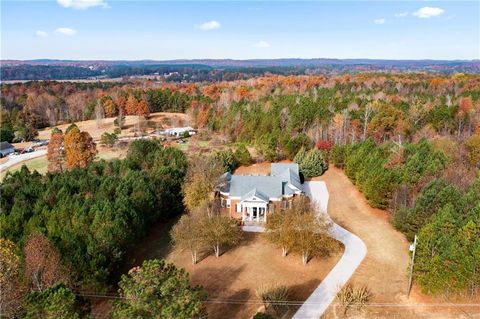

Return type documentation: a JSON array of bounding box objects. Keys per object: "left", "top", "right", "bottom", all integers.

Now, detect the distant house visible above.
[
  {"left": 163, "top": 126, "right": 196, "bottom": 137},
  {"left": 219, "top": 163, "right": 303, "bottom": 223},
  {"left": 0, "top": 141, "right": 14, "bottom": 158}
]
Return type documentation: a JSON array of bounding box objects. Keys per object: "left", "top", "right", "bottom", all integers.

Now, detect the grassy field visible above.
[
  {"left": 0, "top": 147, "right": 127, "bottom": 181},
  {"left": 0, "top": 156, "right": 49, "bottom": 180}
]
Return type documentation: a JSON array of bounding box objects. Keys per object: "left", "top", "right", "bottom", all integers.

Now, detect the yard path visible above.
[
  {"left": 292, "top": 181, "right": 367, "bottom": 319},
  {"left": 0, "top": 149, "right": 47, "bottom": 172}
]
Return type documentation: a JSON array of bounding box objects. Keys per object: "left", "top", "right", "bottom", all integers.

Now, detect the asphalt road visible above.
[{"left": 0, "top": 149, "right": 47, "bottom": 172}]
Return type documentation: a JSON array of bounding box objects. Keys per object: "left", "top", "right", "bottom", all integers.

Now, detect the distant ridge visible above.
[{"left": 2, "top": 58, "right": 479, "bottom": 68}]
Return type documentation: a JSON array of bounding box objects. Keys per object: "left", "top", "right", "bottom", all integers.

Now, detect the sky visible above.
[{"left": 1, "top": 0, "right": 479, "bottom": 60}]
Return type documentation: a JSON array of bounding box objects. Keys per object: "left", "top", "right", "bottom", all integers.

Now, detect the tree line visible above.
[{"left": 330, "top": 139, "right": 480, "bottom": 297}]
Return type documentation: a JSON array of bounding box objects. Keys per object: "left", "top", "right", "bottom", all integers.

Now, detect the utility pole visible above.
[{"left": 407, "top": 234, "right": 418, "bottom": 299}]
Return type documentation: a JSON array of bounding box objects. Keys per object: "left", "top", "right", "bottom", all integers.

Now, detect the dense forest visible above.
[
  {"left": 0, "top": 140, "right": 193, "bottom": 316},
  {"left": 1, "top": 72, "right": 480, "bottom": 306}
]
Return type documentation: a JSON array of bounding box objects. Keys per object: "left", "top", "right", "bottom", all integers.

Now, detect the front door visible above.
[{"left": 252, "top": 207, "right": 257, "bottom": 220}]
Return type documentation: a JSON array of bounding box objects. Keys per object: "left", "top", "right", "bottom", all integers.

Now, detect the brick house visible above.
[{"left": 218, "top": 163, "right": 303, "bottom": 223}]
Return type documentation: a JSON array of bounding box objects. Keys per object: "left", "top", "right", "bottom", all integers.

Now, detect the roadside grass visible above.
[{"left": 0, "top": 156, "right": 48, "bottom": 181}]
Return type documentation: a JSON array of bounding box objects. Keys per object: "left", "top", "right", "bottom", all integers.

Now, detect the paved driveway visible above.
[
  {"left": 0, "top": 149, "right": 47, "bottom": 172},
  {"left": 292, "top": 181, "right": 367, "bottom": 318}
]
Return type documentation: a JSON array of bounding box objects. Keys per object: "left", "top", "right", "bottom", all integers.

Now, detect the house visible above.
[
  {"left": 163, "top": 126, "right": 196, "bottom": 137},
  {"left": 219, "top": 163, "right": 303, "bottom": 223},
  {"left": 0, "top": 141, "right": 14, "bottom": 158}
]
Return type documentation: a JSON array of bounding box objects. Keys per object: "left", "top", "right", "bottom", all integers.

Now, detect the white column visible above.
[
  {"left": 264, "top": 207, "right": 267, "bottom": 223},
  {"left": 241, "top": 205, "right": 245, "bottom": 221},
  {"left": 249, "top": 207, "right": 252, "bottom": 221}
]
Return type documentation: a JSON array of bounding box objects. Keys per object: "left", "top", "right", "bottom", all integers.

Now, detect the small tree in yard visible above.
[
  {"left": 234, "top": 144, "right": 252, "bottom": 166},
  {"left": 201, "top": 213, "right": 242, "bottom": 258},
  {"left": 295, "top": 148, "right": 328, "bottom": 178},
  {"left": 266, "top": 198, "right": 337, "bottom": 265},
  {"left": 265, "top": 210, "right": 296, "bottom": 257},
  {"left": 112, "top": 259, "right": 207, "bottom": 319},
  {"left": 182, "top": 156, "right": 224, "bottom": 212},
  {"left": 100, "top": 131, "right": 118, "bottom": 147},
  {"left": 214, "top": 148, "right": 238, "bottom": 173},
  {"left": 256, "top": 284, "right": 291, "bottom": 316},
  {"left": 336, "top": 283, "right": 372, "bottom": 316},
  {"left": 170, "top": 214, "right": 205, "bottom": 265}
]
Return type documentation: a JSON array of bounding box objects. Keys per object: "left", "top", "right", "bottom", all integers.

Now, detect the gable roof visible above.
[
  {"left": 240, "top": 188, "right": 270, "bottom": 202},
  {"left": 223, "top": 163, "right": 302, "bottom": 200}
]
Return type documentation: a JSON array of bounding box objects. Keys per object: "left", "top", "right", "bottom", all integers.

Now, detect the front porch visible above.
[{"left": 241, "top": 202, "right": 268, "bottom": 223}]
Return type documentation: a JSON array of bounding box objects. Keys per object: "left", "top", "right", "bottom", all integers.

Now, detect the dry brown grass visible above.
[{"left": 37, "top": 112, "right": 190, "bottom": 141}]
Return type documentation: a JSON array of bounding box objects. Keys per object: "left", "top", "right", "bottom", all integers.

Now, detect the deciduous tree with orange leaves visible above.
[
  {"left": 47, "top": 128, "right": 65, "bottom": 173},
  {"left": 137, "top": 98, "right": 150, "bottom": 118},
  {"left": 125, "top": 95, "right": 139, "bottom": 115},
  {"left": 64, "top": 124, "right": 97, "bottom": 169}
]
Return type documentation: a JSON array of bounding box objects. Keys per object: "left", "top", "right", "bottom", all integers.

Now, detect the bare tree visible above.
[
  {"left": 362, "top": 103, "right": 373, "bottom": 141},
  {"left": 95, "top": 100, "right": 105, "bottom": 129}
]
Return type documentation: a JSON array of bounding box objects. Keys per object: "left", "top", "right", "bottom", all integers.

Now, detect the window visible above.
[
  {"left": 288, "top": 200, "right": 293, "bottom": 209},
  {"left": 226, "top": 199, "right": 231, "bottom": 208},
  {"left": 269, "top": 204, "right": 275, "bottom": 213},
  {"left": 280, "top": 200, "right": 286, "bottom": 210},
  {"left": 236, "top": 203, "right": 242, "bottom": 213}
]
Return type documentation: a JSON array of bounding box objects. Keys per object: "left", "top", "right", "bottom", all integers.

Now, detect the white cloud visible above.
[
  {"left": 57, "top": 0, "right": 109, "bottom": 9},
  {"left": 254, "top": 40, "right": 270, "bottom": 48},
  {"left": 394, "top": 12, "right": 408, "bottom": 18},
  {"left": 373, "top": 18, "right": 386, "bottom": 25},
  {"left": 35, "top": 30, "right": 48, "bottom": 37},
  {"left": 413, "top": 7, "right": 445, "bottom": 18},
  {"left": 196, "top": 20, "right": 221, "bottom": 31},
  {"left": 54, "top": 27, "right": 77, "bottom": 36}
]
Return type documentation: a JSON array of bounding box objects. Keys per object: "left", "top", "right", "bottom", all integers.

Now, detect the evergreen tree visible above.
[{"left": 112, "top": 259, "right": 207, "bottom": 319}]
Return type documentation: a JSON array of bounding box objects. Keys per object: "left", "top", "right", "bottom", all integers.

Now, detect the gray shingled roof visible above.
[
  {"left": 271, "top": 163, "right": 299, "bottom": 176},
  {"left": 240, "top": 188, "right": 270, "bottom": 202},
  {"left": 224, "top": 163, "right": 301, "bottom": 200},
  {"left": 229, "top": 175, "right": 284, "bottom": 199}
]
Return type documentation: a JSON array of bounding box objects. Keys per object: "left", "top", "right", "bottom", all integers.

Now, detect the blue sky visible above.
[{"left": 1, "top": 1, "right": 479, "bottom": 60}]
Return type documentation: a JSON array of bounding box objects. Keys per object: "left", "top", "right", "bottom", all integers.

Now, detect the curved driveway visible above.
[{"left": 292, "top": 181, "right": 367, "bottom": 319}]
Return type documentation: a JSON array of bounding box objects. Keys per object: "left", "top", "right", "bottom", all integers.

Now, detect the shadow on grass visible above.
[
  {"left": 120, "top": 215, "right": 180, "bottom": 274},
  {"left": 190, "top": 264, "right": 249, "bottom": 319}
]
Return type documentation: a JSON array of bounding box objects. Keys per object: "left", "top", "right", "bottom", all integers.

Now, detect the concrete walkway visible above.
[
  {"left": 0, "top": 149, "right": 47, "bottom": 172},
  {"left": 292, "top": 181, "right": 367, "bottom": 319}
]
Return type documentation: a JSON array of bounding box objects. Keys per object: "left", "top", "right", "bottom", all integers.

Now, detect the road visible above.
[
  {"left": 0, "top": 149, "right": 47, "bottom": 172},
  {"left": 292, "top": 181, "right": 367, "bottom": 319}
]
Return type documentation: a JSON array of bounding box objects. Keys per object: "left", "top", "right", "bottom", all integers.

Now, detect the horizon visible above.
[
  {"left": 2, "top": 1, "right": 479, "bottom": 61},
  {"left": 3, "top": 57, "right": 480, "bottom": 62}
]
